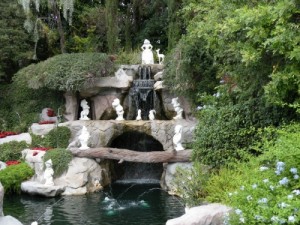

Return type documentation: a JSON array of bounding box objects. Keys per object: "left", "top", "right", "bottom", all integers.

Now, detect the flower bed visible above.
[
  {"left": 6, "top": 160, "right": 21, "bottom": 166},
  {"left": 31, "top": 147, "right": 52, "bottom": 151},
  {"left": 0, "top": 131, "right": 18, "bottom": 139},
  {"left": 38, "top": 120, "right": 56, "bottom": 125},
  {"left": 31, "top": 147, "right": 52, "bottom": 156}
]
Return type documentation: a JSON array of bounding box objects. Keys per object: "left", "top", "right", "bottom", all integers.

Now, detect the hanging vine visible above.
[{"left": 17, "top": 0, "right": 74, "bottom": 57}]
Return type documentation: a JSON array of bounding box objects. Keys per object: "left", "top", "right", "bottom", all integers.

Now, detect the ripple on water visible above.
[{"left": 4, "top": 183, "right": 184, "bottom": 225}]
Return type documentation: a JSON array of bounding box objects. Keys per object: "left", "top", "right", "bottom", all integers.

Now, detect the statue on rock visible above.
[
  {"left": 141, "top": 39, "right": 154, "bottom": 64},
  {"left": 44, "top": 159, "right": 54, "bottom": 186},
  {"left": 79, "top": 126, "right": 90, "bottom": 150},
  {"left": 173, "top": 125, "right": 185, "bottom": 151},
  {"left": 172, "top": 97, "right": 183, "bottom": 120},
  {"left": 155, "top": 49, "right": 165, "bottom": 64},
  {"left": 149, "top": 109, "right": 156, "bottom": 120},
  {"left": 80, "top": 99, "right": 90, "bottom": 120},
  {"left": 112, "top": 98, "right": 124, "bottom": 120},
  {"left": 136, "top": 109, "right": 142, "bottom": 121}
]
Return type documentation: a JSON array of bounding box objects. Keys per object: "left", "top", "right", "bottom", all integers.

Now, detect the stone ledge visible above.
[{"left": 21, "top": 181, "right": 65, "bottom": 197}]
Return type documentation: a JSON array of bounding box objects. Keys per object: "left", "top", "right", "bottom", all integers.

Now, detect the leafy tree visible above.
[
  {"left": 164, "top": 0, "right": 299, "bottom": 168},
  {"left": 0, "top": 0, "right": 32, "bottom": 83}
]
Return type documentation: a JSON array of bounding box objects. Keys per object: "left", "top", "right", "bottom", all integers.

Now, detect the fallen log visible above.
[{"left": 70, "top": 147, "right": 192, "bottom": 163}]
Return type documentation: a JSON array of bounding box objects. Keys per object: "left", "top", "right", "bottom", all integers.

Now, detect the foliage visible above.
[
  {"left": 0, "top": 162, "right": 34, "bottom": 194},
  {"left": 31, "top": 126, "right": 71, "bottom": 149},
  {"left": 115, "top": 49, "right": 142, "bottom": 65},
  {"left": 0, "top": 141, "right": 28, "bottom": 162},
  {"left": 0, "top": 82, "right": 64, "bottom": 132},
  {"left": 105, "top": 0, "right": 119, "bottom": 53},
  {"left": 14, "top": 53, "right": 116, "bottom": 91},
  {"left": 192, "top": 91, "right": 290, "bottom": 168},
  {"left": 164, "top": 37, "right": 219, "bottom": 101},
  {"left": 171, "top": 163, "right": 210, "bottom": 207},
  {"left": 43, "top": 148, "right": 72, "bottom": 177},
  {"left": 204, "top": 123, "right": 300, "bottom": 224},
  {"left": 227, "top": 162, "right": 300, "bottom": 224},
  {"left": 68, "top": 6, "right": 107, "bottom": 53},
  {"left": 0, "top": 0, "right": 33, "bottom": 83}
]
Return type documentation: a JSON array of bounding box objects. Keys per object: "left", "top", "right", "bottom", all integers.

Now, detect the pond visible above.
[{"left": 4, "top": 181, "right": 184, "bottom": 225}]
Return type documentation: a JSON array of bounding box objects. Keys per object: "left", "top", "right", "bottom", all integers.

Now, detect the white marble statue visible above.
[
  {"left": 44, "top": 159, "right": 54, "bottom": 186},
  {"left": 136, "top": 109, "right": 142, "bottom": 121},
  {"left": 172, "top": 97, "right": 183, "bottom": 120},
  {"left": 112, "top": 98, "right": 124, "bottom": 120},
  {"left": 173, "top": 125, "right": 185, "bottom": 151},
  {"left": 79, "top": 126, "right": 90, "bottom": 150},
  {"left": 80, "top": 99, "right": 90, "bottom": 120},
  {"left": 149, "top": 109, "right": 156, "bottom": 120},
  {"left": 155, "top": 49, "right": 165, "bottom": 64},
  {"left": 141, "top": 39, "right": 154, "bottom": 64}
]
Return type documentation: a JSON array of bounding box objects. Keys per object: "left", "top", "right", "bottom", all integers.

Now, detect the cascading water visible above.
[
  {"left": 110, "top": 131, "right": 163, "bottom": 183},
  {"left": 129, "top": 66, "right": 156, "bottom": 120}
]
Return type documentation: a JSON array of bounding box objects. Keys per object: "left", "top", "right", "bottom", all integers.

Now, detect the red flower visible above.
[
  {"left": 6, "top": 160, "right": 20, "bottom": 166},
  {"left": 38, "top": 120, "right": 56, "bottom": 125},
  {"left": 32, "top": 151, "right": 39, "bottom": 156},
  {"left": 31, "top": 147, "right": 52, "bottom": 151},
  {"left": 0, "top": 131, "right": 17, "bottom": 139},
  {"left": 47, "top": 108, "right": 56, "bottom": 117}
]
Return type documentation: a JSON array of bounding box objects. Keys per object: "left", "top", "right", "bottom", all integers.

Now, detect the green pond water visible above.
[{"left": 3, "top": 182, "right": 184, "bottom": 225}]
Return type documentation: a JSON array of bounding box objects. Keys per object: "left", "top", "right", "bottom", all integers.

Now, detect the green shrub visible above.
[
  {"left": 0, "top": 141, "right": 28, "bottom": 162},
  {"left": 0, "top": 163, "right": 34, "bottom": 194},
  {"left": 47, "top": 126, "right": 71, "bottom": 148},
  {"left": 43, "top": 148, "right": 73, "bottom": 177},
  {"left": 114, "top": 49, "right": 141, "bottom": 65},
  {"left": 31, "top": 126, "right": 71, "bottom": 148},
  {"left": 171, "top": 163, "right": 210, "bottom": 207},
  {"left": 14, "top": 53, "right": 116, "bottom": 91},
  {"left": 0, "top": 83, "right": 64, "bottom": 132},
  {"left": 204, "top": 123, "right": 300, "bottom": 224}
]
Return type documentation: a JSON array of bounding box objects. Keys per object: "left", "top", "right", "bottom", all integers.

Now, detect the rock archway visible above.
[{"left": 109, "top": 131, "right": 164, "bottom": 182}]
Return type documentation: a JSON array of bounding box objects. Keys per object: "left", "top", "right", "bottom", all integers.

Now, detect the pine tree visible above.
[{"left": 106, "top": 0, "right": 119, "bottom": 53}]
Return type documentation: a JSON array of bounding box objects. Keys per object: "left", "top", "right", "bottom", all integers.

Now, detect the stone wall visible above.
[{"left": 62, "top": 120, "right": 196, "bottom": 151}]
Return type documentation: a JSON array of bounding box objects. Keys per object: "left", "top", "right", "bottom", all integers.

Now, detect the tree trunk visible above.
[
  {"left": 52, "top": 1, "right": 66, "bottom": 53},
  {"left": 71, "top": 147, "right": 192, "bottom": 163}
]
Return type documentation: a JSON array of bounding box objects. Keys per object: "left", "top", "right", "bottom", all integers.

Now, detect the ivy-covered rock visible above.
[
  {"left": 43, "top": 148, "right": 73, "bottom": 177},
  {"left": 14, "top": 53, "right": 116, "bottom": 91}
]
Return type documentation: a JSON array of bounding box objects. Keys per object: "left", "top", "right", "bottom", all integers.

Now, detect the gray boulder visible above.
[
  {"left": 166, "top": 203, "right": 232, "bottom": 225},
  {"left": 21, "top": 181, "right": 65, "bottom": 197},
  {"left": 0, "top": 215, "right": 23, "bottom": 225},
  {"left": 0, "top": 183, "right": 4, "bottom": 217}
]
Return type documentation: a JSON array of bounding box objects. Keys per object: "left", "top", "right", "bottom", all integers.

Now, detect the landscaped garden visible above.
[{"left": 0, "top": 0, "right": 299, "bottom": 224}]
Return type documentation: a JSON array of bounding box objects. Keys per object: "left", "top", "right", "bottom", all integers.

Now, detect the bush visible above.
[
  {"left": 0, "top": 141, "right": 28, "bottom": 162},
  {"left": 171, "top": 163, "right": 210, "bottom": 207},
  {"left": 47, "top": 126, "right": 71, "bottom": 148},
  {"left": 0, "top": 162, "right": 34, "bottom": 194},
  {"left": 14, "top": 53, "right": 116, "bottom": 91},
  {"left": 204, "top": 123, "right": 300, "bottom": 224},
  {"left": 0, "top": 83, "right": 64, "bottom": 132},
  {"left": 31, "top": 126, "right": 71, "bottom": 148},
  {"left": 43, "top": 148, "right": 73, "bottom": 177}
]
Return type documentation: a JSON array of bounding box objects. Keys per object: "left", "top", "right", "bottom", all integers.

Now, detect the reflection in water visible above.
[{"left": 4, "top": 183, "right": 184, "bottom": 225}]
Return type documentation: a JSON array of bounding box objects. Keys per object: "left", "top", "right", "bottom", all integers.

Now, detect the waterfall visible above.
[{"left": 129, "top": 66, "right": 155, "bottom": 120}]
